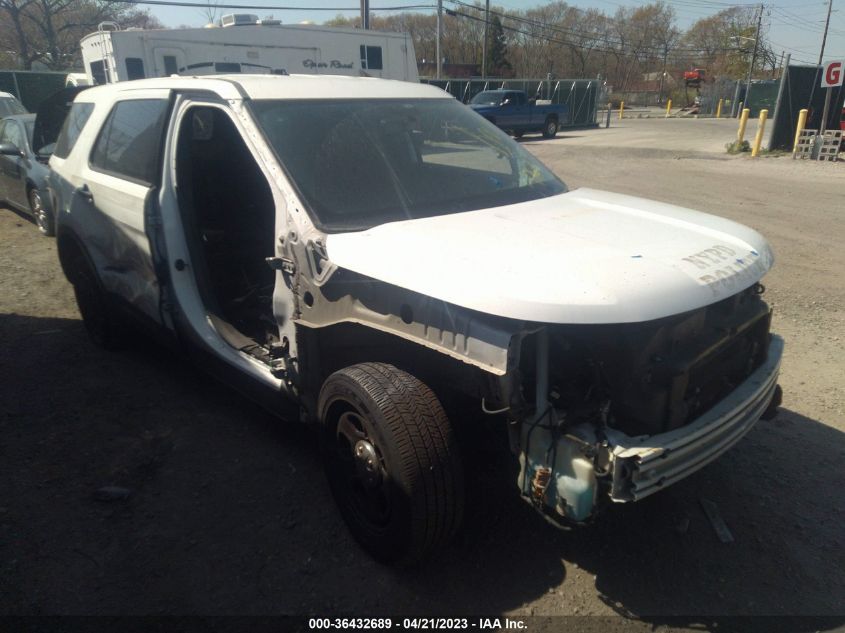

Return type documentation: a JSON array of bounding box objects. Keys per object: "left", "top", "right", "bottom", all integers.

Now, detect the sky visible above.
[{"left": 145, "top": 0, "right": 845, "bottom": 66}]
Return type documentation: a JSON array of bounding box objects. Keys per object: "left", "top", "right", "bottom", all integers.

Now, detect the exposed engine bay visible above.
[{"left": 510, "top": 283, "right": 782, "bottom": 523}]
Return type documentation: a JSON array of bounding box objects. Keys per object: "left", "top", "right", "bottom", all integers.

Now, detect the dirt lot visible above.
[{"left": 1, "top": 118, "right": 844, "bottom": 627}]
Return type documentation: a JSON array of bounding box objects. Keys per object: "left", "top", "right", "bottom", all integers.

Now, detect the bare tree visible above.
[{"left": 0, "top": 0, "right": 163, "bottom": 70}]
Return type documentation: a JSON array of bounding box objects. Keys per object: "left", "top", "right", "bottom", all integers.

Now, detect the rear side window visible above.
[
  {"left": 53, "top": 102, "right": 95, "bottom": 159},
  {"left": 125, "top": 58, "right": 145, "bottom": 80},
  {"left": 90, "top": 99, "right": 168, "bottom": 185}
]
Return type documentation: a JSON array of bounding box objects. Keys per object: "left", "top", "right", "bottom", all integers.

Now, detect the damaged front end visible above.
[{"left": 511, "top": 283, "right": 784, "bottom": 524}]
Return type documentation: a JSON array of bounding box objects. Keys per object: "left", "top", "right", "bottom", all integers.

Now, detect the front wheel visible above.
[
  {"left": 29, "top": 188, "right": 54, "bottom": 237},
  {"left": 319, "top": 363, "right": 464, "bottom": 565},
  {"left": 542, "top": 117, "right": 559, "bottom": 139}
]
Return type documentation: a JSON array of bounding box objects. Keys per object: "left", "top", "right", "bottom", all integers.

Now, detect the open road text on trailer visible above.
[{"left": 80, "top": 16, "right": 419, "bottom": 85}]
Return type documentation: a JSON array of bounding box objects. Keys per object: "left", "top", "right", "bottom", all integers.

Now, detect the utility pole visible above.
[
  {"left": 743, "top": 3, "right": 764, "bottom": 112},
  {"left": 658, "top": 44, "right": 668, "bottom": 105},
  {"left": 481, "top": 0, "right": 490, "bottom": 79},
  {"left": 818, "top": 0, "right": 834, "bottom": 132},
  {"left": 360, "top": 0, "right": 369, "bottom": 29},
  {"left": 806, "top": 0, "right": 833, "bottom": 125},
  {"left": 818, "top": 0, "right": 833, "bottom": 65},
  {"left": 436, "top": 0, "right": 442, "bottom": 79}
]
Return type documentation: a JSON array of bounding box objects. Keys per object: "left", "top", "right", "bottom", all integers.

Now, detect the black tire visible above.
[
  {"left": 70, "top": 252, "right": 124, "bottom": 350},
  {"left": 319, "top": 362, "right": 464, "bottom": 565},
  {"left": 29, "top": 188, "right": 54, "bottom": 237},
  {"left": 542, "top": 116, "right": 559, "bottom": 139}
]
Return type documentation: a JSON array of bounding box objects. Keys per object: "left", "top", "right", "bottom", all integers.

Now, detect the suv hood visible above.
[{"left": 325, "top": 188, "right": 774, "bottom": 324}]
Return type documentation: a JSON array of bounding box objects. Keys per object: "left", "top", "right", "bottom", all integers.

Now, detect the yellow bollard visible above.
[
  {"left": 716, "top": 98, "right": 723, "bottom": 119},
  {"left": 665, "top": 99, "right": 672, "bottom": 118},
  {"left": 751, "top": 109, "right": 768, "bottom": 157},
  {"left": 619, "top": 101, "right": 624, "bottom": 119},
  {"left": 737, "top": 108, "right": 750, "bottom": 144},
  {"left": 791, "top": 108, "right": 809, "bottom": 158}
]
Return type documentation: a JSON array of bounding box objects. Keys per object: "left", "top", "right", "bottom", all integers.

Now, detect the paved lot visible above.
[
  {"left": 564, "top": 115, "right": 745, "bottom": 154},
  {"left": 1, "top": 117, "right": 843, "bottom": 627}
]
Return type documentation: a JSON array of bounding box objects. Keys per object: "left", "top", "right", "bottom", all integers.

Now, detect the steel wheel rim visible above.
[
  {"left": 30, "top": 190, "right": 48, "bottom": 234},
  {"left": 334, "top": 409, "right": 392, "bottom": 529},
  {"left": 547, "top": 121, "right": 556, "bottom": 135}
]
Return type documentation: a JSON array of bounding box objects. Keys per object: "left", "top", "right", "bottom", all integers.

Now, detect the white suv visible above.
[{"left": 49, "top": 75, "right": 783, "bottom": 564}]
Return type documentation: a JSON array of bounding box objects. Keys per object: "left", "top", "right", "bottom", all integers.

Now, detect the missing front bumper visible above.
[
  {"left": 606, "top": 335, "right": 784, "bottom": 503},
  {"left": 517, "top": 335, "right": 784, "bottom": 521}
]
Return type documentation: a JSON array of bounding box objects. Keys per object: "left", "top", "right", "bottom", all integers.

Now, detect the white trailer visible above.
[{"left": 79, "top": 18, "right": 418, "bottom": 85}]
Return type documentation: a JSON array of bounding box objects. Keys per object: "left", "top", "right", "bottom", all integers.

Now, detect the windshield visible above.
[
  {"left": 0, "top": 97, "right": 28, "bottom": 116},
  {"left": 251, "top": 98, "right": 566, "bottom": 232},
  {"left": 470, "top": 91, "right": 505, "bottom": 106}
]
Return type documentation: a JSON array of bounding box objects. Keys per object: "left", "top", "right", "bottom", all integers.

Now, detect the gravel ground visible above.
[{"left": 1, "top": 118, "right": 843, "bottom": 628}]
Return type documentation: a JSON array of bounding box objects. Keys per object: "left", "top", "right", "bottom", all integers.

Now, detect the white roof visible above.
[
  {"left": 0, "top": 91, "right": 17, "bottom": 99},
  {"left": 74, "top": 74, "right": 449, "bottom": 102}
]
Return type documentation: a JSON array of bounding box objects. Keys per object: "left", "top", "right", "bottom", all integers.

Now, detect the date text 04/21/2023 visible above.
[{"left": 307, "top": 618, "right": 527, "bottom": 630}]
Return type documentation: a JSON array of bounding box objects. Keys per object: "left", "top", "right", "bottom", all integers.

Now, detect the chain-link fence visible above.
[{"left": 420, "top": 77, "right": 600, "bottom": 127}]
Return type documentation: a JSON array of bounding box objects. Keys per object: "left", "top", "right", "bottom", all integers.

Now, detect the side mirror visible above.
[{"left": 0, "top": 142, "right": 23, "bottom": 157}]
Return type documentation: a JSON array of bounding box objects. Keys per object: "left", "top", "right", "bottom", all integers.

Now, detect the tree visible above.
[
  {"left": 0, "top": 0, "right": 163, "bottom": 70},
  {"left": 486, "top": 15, "right": 511, "bottom": 76},
  {"left": 681, "top": 7, "right": 773, "bottom": 79}
]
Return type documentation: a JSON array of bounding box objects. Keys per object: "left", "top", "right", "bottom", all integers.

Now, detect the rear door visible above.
[{"left": 76, "top": 90, "right": 171, "bottom": 322}]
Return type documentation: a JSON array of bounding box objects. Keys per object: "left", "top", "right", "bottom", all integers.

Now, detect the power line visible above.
[
  {"left": 447, "top": 0, "right": 747, "bottom": 56},
  {"left": 99, "top": 0, "right": 436, "bottom": 10},
  {"left": 445, "top": 6, "right": 736, "bottom": 64}
]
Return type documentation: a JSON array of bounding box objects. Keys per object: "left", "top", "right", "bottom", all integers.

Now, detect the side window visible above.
[
  {"left": 90, "top": 99, "right": 168, "bottom": 185},
  {"left": 163, "top": 55, "right": 178, "bottom": 75},
  {"left": 516, "top": 92, "right": 527, "bottom": 106},
  {"left": 125, "top": 58, "right": 145, "bottom": 80},
  {"left": 89, "top": 60, "right": 107, "bottom": 85},
  {"left": 3, "top": 121, "right": 25, "bottom": 149},
  {"left": 215, "top": 62, "right": 241, "bottom": 73},
  {"left": 53, "top": 103, "right": 95, "bottom": 159},
  {"left": 359, "top": 45, "right": 383, "bottom": 71},
  {"left": 0, "top": 98, "right": 27, "bottom": 117}
]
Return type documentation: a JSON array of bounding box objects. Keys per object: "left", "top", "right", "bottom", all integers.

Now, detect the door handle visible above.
[{"left": 76, "top": 184, "right": 94, "bottom": 203}]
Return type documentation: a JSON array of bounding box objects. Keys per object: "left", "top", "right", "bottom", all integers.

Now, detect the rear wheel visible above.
[
  {"left": 29, "top": 188, "right": 53, "bottom": 237},
  {"left": 542, "top": 116, "right": 559, "bottom": 139},
  {"left": 319, "top": 362, "right": 464, "bottom": 565},
  {"left": 70, "top": 251, "right": 124, "bottom": 350}
]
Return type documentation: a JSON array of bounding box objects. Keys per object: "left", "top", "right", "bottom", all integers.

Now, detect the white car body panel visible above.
[{"left": 326, "top": 188, "right": 774, "bottom": 324}]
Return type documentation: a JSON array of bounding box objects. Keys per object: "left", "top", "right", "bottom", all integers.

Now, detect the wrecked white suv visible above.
[{"left": 48, "top": 75, "right": 783, "bottom": 564}]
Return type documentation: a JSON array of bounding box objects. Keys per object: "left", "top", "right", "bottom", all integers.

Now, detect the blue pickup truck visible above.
[{"left": 469, "top": 90, "right": 568, "bottom": 139}]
